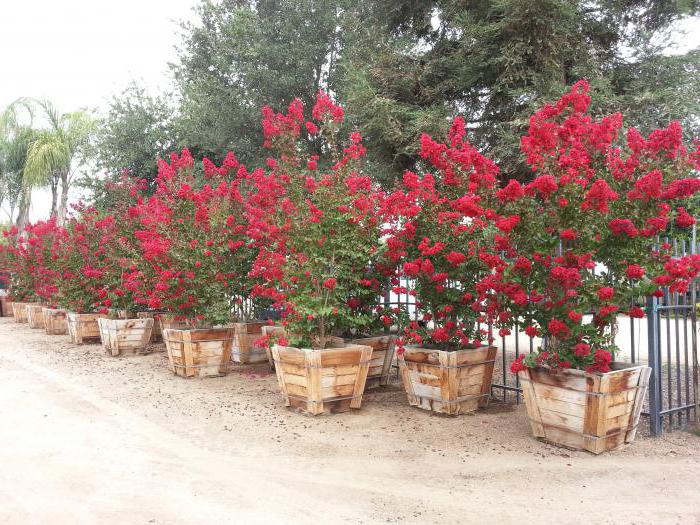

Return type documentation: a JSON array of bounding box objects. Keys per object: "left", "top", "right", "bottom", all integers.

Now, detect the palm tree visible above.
[
  {"left": 0, "top": 101, "right": 39, "bottom": 230},
  {"left": 21, "top": 99, "right": 96, "bottom": 223},
  {"left": 0, "top": 98, "right": 96, "bottom": 227}
]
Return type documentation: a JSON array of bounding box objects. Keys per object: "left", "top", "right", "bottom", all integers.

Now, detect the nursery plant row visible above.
[{"left": 2, "top": 81, "right": 700, "bottom": 454}]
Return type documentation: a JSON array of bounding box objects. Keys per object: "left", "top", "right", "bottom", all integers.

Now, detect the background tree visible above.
[
  {"left": 171, "top": 0, "right": 346, "bottom": 165},
  {"left": 337, "top": 0, "right": 700, "bottom": 182},
  {"left": 90, "top": 83, "right": 176, "bottom": 201},
  {"left": 1, "top": 98, "right": 96, "bottom": 226}
]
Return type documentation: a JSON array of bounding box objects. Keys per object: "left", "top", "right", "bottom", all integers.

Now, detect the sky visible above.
[{"left": 0, "top": 2, "right": 698, "bottom": 221}]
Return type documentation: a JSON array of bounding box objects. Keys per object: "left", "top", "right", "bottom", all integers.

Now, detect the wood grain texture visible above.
[
  {"left": 25, "top": 304, "right": 46, "bottom": 329},
  {"left": 230, "top": 322, "right": 269, "bottom": 364},
  {"left": 162, "top": 327, "right": 234, "bottom": 378},
  {"left": 136, "top": 312, "right": 166, "bottom": 343},
  {"left": 350, "top": 335, "right": 396, "bottom": 389},
  {"left": 98, "top": 318, "right": 154, "bottom": 356},
  {"left": 271, "top": 343, "right": 372, "bottom": 415},
  {"left": 398, "top": 345, "right": 497, "bottom": 416},
  {"left": 43, "top": 308, "right": 68, "bottom": 335},
  {"left": 518, "top": 365, "right": 650, "bottom": 454},
  {"left": 66, "top": 313, "right": 107, "bottom": 345},
  {"left": 11, "top": 302, "right": 31, "bottom": 323},
  {"left": 0, "top": 296, "right": 14, "bottom": 317}
]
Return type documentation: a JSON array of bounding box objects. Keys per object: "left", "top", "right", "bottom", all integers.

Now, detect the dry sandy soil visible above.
[{"left": 0, "top": 317, "right": 699, "bottom": 525}]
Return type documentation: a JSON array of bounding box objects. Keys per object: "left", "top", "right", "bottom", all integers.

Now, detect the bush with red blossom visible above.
[
  {"left": 0, "top": 220, "right": 62, "bottom": 304},
  {"left": 128, "top": 148, "right": 262, "bottom": 326},
  {"left": 382, "top": 116, "right": 505, "bottom": 350},
  {"left": 251, "top": 92, "right": 389, "bottom": 348},
  {"left": 500, "top": 81, "right": 700, "bottom": 373}
]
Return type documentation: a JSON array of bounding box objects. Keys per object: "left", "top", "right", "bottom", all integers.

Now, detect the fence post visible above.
[{"left": 646, "top": 295, "right": 663, "bottom": 435}]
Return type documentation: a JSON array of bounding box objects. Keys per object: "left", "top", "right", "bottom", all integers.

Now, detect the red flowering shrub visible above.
[
  {"left": 500, "top": 80, "right": 700, "bottom": 373},
  {"left": 1, "top": 220, "right": 62, "bottom": 303},
  {"left": 252, "top": 92, "right": 389, "bottom": 348},
  {"left": 382, "top": 116, "right": 504, "bottom": 350},
  {"left": 50, "top": 208, "right": 116, "bottom": 313},
  {"left": 128, "top": 148, "right": 261, "bottom": 326}
]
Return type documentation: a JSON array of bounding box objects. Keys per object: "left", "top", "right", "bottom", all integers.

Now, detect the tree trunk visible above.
[
  {"left": 57, "top": 170, "right": 69, "bottom": 225},
  {"left": 49, "top": 173, "right": 58, "bottom": 218},
  {"left": 16, "top": 186, "right": 31, "bottom": 233}
]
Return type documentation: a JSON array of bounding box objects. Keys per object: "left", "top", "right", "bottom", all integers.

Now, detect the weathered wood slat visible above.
[
  {"left": 225, "top": 322, "right": 269, "bottom": 364},
  {"left": 11, "top": 302, "right": 32, "bottom": 323},
  {"left": 98, "top": 318, "right": 154, "bottom": 356},
  {"left": 163, "top": 327, "right": 234, "bottom": 378},
  {"left": 43, "top": 308, "right": 68, "bottom": 335},
  {"left": 350, "top": 335, "right": 396, "bottom": 389},
  {"left": 136, "top": 311, "right": 166, "bottom": 343},
  {"left": 66, "top": 313, "right": 107, "bottom": 345},
  {"left": 519, "top": 364, "right": 651, "bottom": 454},
  {"left": 271, "top": 343, "right": 372, "bottom": 415},
  {"left": 0, "top": 296, "right": 13, "bottom": 317},
  {"left": 399, "top": 345, "right": 497, "bottom": 416},
  {"left": 26, "top": 304, "right": 46, "bottom": 329}
]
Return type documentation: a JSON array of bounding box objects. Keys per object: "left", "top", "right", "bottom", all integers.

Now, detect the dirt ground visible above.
[{"left": 0, "top": 318, "right": 699, "bottom": 525}]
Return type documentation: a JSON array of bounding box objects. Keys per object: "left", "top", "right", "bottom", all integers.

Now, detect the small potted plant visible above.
[
  {"left": 254, "top": 93, "right": 380, "bottom": 414},
  {"left": 383, "top": 117, "right": 502, "bottom": 415},
  {"left": 500, "top": 81, "right": 700, "bottom": 453}
]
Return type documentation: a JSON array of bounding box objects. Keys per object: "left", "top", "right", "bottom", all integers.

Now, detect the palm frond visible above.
[{"left": 23, "top": 131, "right": 71, "bottom": 187}]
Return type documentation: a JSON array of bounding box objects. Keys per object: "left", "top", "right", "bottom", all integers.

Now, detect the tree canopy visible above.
[{"left": 92, "top": 0, "right": 700, "bottom": 190}]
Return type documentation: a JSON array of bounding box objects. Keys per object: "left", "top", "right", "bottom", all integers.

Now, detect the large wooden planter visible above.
[
  {"left": 0, "top": 296, "right": 13, "bottom": 317},
  {"left": 271, "top": 343, "right": 372, "bottom": 415},
  {"left": 11, "top": 302, "right": 31, "bottom": 323},
  {"left": 351, "top": 335, "right": 396, "bottom": 389},
  {"left": 163, "top": 327, "right": 234, "bottom": 378},
  {"left": 26, "top": 304, "right": 46, "bottom": 329},
  {"left": 98, "top": 318, "right": 154, "bottom": 356},
  {"left": 230, "top": 321, "right": 269, "bottom": 364},
  {"left": 43, "top": 308, "right": 68, "bottom": 335},
  {"left": 137, "top": 311, "right": 166, "bottom": 343},
  {"left": 518, "top": 364, "right": 651, "bottom": 454},
  {"left": 67, "top": 312, "right": 107, "bottom": 345},
  {"left": 399, "top": 345, "right": 497, "bottom": 416}
]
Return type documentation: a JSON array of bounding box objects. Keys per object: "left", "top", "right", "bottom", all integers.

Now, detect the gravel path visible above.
[{"left": 1, "top": 318, "right": 699, "bottom": 524}]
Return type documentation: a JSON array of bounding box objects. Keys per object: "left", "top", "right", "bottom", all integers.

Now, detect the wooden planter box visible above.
[
  {"left": 0, "top": 296, "right": 13, "bottom": 317},
  {"left": 163, "top": 327, "right": 234, "bottom": 378},
  {"left": 26, "top": 304, "right": 46, "bottom": 329},
  {"left": 271, "top": 343, "right": 372, "bottom": 415},
  {"left": 399, "top": 345, "right": 497, "bottom": 416},
  {"left": 351, "top": 335, "right": 396, "bottom": 389},
  {"left": 43, "top": 308, "right": 68, "bottom": 335},
  {"left": 66, "top": 312, "right": 107, "bottom": 345},
  {"left": 98, "top": 318, "right": 154, "bottom": 356},
  {"left": 12, "top": 302, "right": 32, "bottom": 323},
  {"left": 137, "top": 311, "right": 166, "bottom": 343},
  {"left": 518, "top": 364, "right": 651, "bottom": 454},
  {"left": 230, "top": 321, "right": 269, "bottom": 364}
]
